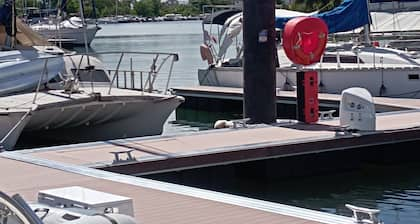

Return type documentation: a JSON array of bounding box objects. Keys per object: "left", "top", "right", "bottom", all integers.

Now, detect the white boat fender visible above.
[{"left": 214, "top": 120, "right": 234, "bottom": 129}]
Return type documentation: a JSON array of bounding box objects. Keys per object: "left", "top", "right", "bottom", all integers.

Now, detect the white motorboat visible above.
[
  {"left": 0, "top": 51, "right": 184, "bottom": 150},
  {"left": 0, "top": 48, "right": 65, "bottom": 96},
  {"left": 198, "top": 2, "right": 420, "bottom": 98},
  {"left": 0, "top": 18, "right": 68, "bottom": 96},
  {"left": 31, "top": 17, "right": 101, "bottom": 46}
]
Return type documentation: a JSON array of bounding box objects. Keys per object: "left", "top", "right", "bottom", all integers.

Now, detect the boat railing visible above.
[
  {"left": 12, "top": 50, "right": 179, "bottom": 105},
  {"left": 77, "top": 51, "right": 179, "bottom": 95},
  {"left": 25, "top": 51, "right": 179, "bottom": 98}
]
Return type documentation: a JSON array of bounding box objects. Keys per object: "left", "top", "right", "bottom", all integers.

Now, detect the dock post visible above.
[{"left": 243, "top": 0, "right": 277, "bottom": 124}]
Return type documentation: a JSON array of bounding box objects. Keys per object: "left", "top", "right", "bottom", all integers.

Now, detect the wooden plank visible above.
[
  {"left": 0, "top": 155, "right": 351, "bottom": 224},
  {"left": 23, "top": 109, "right": 420, "bottom": 175}
]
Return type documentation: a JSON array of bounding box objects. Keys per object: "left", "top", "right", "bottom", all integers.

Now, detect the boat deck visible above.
[{"left": 0, "top": 87, "right": 175, "bottom": 111}]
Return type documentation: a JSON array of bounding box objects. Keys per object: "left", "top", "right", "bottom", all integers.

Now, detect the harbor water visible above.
[{"left": 56, "top": 21, "right": 420, "bottom": 223}]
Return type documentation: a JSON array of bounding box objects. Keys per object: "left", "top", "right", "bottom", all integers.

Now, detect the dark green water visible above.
[
  {"left": 144, "top": 141, "right": 420, "bottom": 224},
  {"left": 49, "top": 21, "right": 420, "bottom": 223}
]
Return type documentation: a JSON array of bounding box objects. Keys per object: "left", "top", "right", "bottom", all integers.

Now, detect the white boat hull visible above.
[
  {"left": 199, "top": 67, "right": 287, "bottom": 89},
  {"left": 199, "top": 65, "right": 420, "bottom": 98},
  {"left": 0, "top": 50, "right": 65, "bottom": 96},
  {"left": 33, "top": 26, "right": 99, "bottom": 46},
  {"left": 0, "top": 90, "right": 184, "bottom": 150}
]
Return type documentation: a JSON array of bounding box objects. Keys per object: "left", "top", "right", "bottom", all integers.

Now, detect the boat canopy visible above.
[
  {"left": 203, "top": 9, "right": 242, "bottom": 25},
  {"left": 204, "top": 0, "right": 370, "bottom": 34},
  {"left": 0, "top": 0, "right": 50, "bottom": 47},
  {"left": 275, "top": 0, "right": 370, "bottom": 33},
  {"left": 0, "top": 19, "right": 51, "bottom": 47},
  {"left": 0, "top": 0, "right": 13, "bottom": 36},
  {"left": 370, "top": 10, "right": 420, "bottom": 32}
]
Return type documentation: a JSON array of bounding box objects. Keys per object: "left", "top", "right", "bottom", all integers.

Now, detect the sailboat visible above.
[
  {"left": 31, "top": 16, "right": 101, "bottom": 46},
  {"left": 198, "top": 0, "right": 420, "bottom": 98},
  {"left": 29, "top": 0, "right": 101, "bottom": 46}
]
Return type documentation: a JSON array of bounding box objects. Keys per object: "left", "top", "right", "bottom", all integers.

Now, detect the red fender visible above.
[
  {"left": 200, "top": 44, "right": 214, "bottom": 65},
  {"left": 283, "top": 17, "right": 328, "bottom": 65}
]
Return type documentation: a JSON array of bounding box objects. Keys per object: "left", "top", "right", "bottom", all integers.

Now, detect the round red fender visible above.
[{"left": 283, "top": 17, "right": 328, "bottom": 65}]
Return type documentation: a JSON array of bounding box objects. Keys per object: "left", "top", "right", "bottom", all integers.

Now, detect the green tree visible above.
[{"left": 134, "top": 0, "right": 160, "bottom": 17}]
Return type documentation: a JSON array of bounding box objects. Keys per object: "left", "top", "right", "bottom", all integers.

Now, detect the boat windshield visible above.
[{"left": 71, "top": 68, "right": 111, "bottom": 83}]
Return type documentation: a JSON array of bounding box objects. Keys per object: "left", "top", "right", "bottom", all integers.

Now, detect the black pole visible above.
[
  {"left": 243, "top": 0, "right": 277, "bottom": 124},
  {"left": 91, "top": 0, "right": 98, "bottom": 25},
  {"left": 11, "top": 0, "right": 16, "bottom": 48}
]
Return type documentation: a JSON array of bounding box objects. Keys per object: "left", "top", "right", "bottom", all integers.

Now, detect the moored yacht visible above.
[
  {"left": 198, "top": 2, "right": 420, "bottom": 98},
  {"left": 30, "top": 16, "right": 101, "bottom": 46},
  {"left": 0, "top": 52, "right": 184, "bottom": 150},
  {"left": 0, "top": 16, "right": 68, "bottom": 96}
]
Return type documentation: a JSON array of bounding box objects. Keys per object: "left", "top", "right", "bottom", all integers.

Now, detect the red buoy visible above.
[{"left": 283, "top": 17, "right": 328, "bottom": 65}]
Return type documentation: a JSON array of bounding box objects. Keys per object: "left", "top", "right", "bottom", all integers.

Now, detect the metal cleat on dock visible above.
[
  {"left": 231, "top": 118, "right": 250, "bottom": 129},
  {"left": 319, "top": 110, "right": 336, "bottom": 120},
  {"left": 214, "top": 118, "right": 250, "bottom": 129},
  {"left": 345, "top": 204, "right": 383, "bottom": 224},
  {"left": 110, "top": 150, "right": 137, "bottom": 164}
]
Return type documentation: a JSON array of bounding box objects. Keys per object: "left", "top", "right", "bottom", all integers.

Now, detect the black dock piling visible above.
[{"left": 243, "top": 0, "right": 277, "bottom": 124}]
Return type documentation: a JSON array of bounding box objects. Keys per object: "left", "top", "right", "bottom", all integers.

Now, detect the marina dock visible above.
[
  {"left": 3, "top": 86, "right": 420, "bottom": 224},
  {"left": 12, "top": 107, "right": 420, "bottom": 177},
  {"left": 1, "top": 150, "right": 354, "bottom": 224}
]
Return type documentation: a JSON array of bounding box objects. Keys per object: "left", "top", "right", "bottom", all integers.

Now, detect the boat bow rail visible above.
[
  {"left": 95, "top": 51, "right": 179, "bottom": 95},
  {"left": 0, "top": 51, "right": 183, "bottom": 151},
  {"left": 14, "top": 51, "right": 181, "bottom": 98}
]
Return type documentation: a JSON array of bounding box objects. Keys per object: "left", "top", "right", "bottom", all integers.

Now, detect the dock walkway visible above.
[
  {"left": 18, "top": 108, "right": 420, "bottom": 176},
  {"left": 3, "top": 85, "right": 420, "bottom": 224},
  {"left": 0, "top": 152, "right": 353, "bottom": 224}
]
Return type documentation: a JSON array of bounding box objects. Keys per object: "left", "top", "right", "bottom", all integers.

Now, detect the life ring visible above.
[{"left": 283, "top": 17, "right": 328, "bottom": 65}]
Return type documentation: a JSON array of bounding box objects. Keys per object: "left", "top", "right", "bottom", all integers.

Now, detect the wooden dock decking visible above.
[
  {"left": 0, "top": 153, "right": 354, "bottom": 224},
  {"left": 3, "top": 86, "right": 420, "bottom": 224},
  {"left": 18, "top": 108, "right": 420, "bottom": 176}
]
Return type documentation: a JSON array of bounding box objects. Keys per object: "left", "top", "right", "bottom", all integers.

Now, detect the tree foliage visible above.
[{"left": 10, "top": 0, "right": 343, "bottom": 18}]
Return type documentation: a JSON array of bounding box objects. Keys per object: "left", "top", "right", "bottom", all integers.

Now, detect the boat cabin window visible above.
[
  {"left": 71, "top": 68, "right": 110, "bottom": 82},
  {"left": 322, "top": 54, "right": 364, "bottom": 64}
]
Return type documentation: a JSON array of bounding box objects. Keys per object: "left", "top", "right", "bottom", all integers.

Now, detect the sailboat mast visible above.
[
  {"left": 364, "top": 0, "right": 371, "bottom": 44},
  {"left": 115, "top": 0, "right": 118, "bottom": 17},
  {"left": 91, "top": 0, "right": 98, "bottom": 25},
  {"left": 78, "top": 0, "right": 90, "bottom": 57}
]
